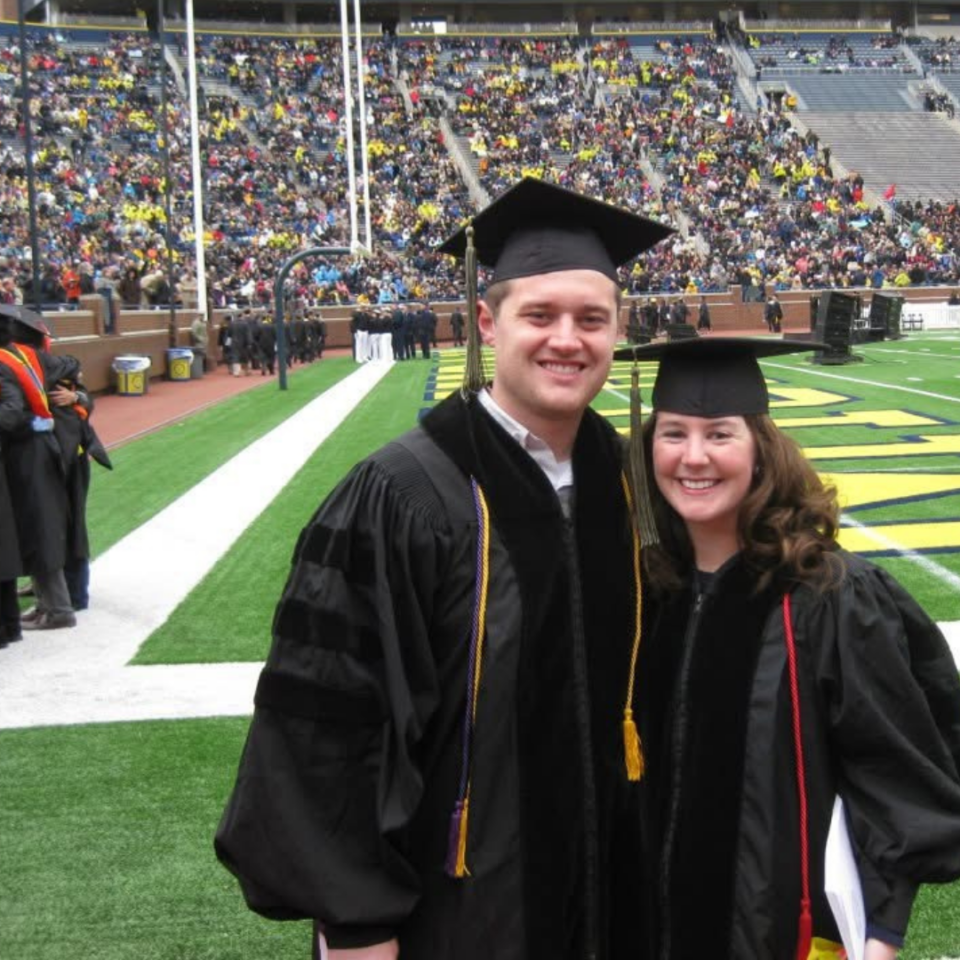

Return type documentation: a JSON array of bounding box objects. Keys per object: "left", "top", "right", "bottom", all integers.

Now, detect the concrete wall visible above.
[{"left": 49, "top": 294, "right": 201, "bottom": 393}]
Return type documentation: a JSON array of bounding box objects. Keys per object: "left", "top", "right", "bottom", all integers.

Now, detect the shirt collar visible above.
[{"left": 477, "top": 388, "right": 574, "bottom": 495}]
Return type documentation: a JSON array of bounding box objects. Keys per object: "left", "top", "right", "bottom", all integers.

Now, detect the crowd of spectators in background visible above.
[{"left": 0, "top": 25, "right": 957, "bottom": 313}]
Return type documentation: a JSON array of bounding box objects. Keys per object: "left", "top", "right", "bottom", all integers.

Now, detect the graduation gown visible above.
[
  {"left": 0, "top": 352, "right": 77, "bottom": 576},
  {"left": 0, "top": 440, "right": 21, "bottom": 581},
  {"left": 51, "top": 387, "right": 101, "bottom": 562},
  {"left": 637, "top": 551, "right": 960, "bottom": 959},
  {"left": 216, "top": 393, "right": 643, "bottom": 959}
]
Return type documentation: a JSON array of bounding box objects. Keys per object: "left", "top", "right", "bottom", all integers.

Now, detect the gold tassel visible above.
[
  {"left": 623, "top": 709, "right": 645, "bottom": 782},
  {"left": 454, "top": 797, "right": 471, "bottom": 878},
  {"left": 461, "top": 226, "right": 486, "bottom": 396},
  {"left": 628, "top": 363, "right": 660, "bottom": 547}
]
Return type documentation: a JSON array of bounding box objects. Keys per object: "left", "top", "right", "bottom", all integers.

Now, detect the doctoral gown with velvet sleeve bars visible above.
[
  {"left": 636, "top": 551, "right": 960, "bottom": 960},
  {"left": 215, "top": 391, "right": 644, "bottom": 960}
]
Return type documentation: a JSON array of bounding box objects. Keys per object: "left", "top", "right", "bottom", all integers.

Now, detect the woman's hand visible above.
[{"left": 864, "top": 937, "right": 899, "bottom": 960}]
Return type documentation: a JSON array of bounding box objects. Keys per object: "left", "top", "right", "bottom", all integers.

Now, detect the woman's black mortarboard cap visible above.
[
  {"left": 613, "top": 337, "right": 825, "bottom": 418},
  {"left": 438, "top": 177, "right": 674, "bottom": 284}
]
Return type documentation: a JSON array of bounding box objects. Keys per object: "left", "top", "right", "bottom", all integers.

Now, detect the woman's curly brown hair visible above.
[{"left": 641, "top": 413, "right": 845, "bottom": 595}]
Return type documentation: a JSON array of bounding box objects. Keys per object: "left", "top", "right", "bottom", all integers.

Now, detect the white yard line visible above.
[
  {"left": 764, "top": 361, "right": 960, "bottom": 406},
  {"left": 0, "top": 361, "right": 394, "bottom": 730}
]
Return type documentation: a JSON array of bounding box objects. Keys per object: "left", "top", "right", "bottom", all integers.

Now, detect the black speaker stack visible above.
[
  {"left": 666, "top": 323, "right": 698, "bottom": 342},
  {"left": 813, "top": 292, "right": 862, "bottom": 364},
  {"left": 868, "top": 293, "right": 905, "bottom": 340}
]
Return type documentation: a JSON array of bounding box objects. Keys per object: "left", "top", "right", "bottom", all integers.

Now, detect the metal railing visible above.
[
  {"left": 51, "top": 13, "right": 146, "bottom": 28},
  {"left": 591, "top": 21, "right": 712, "bottom": 35},
  {"left": 744, "top": 19, "right": 892, "bottom": 32},
  {"left": 398, "top": 22, "right": 576, "bottom": 37},
  {"left": 757, "top": 64, "right": 917, "bottom": 76},
  {"left": 163, "top": 19, "right": 382, "bottom": 37}
]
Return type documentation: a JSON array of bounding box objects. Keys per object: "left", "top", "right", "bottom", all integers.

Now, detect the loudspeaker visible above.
[
  {"left": 813, "top": 292, "right": 860, "bottom": 364},
  {"left": 869, "top": 293, "right": 905, "bottom": 340},
  {"left": 809, "top": 295, "right": 820, "bottom": 332},
  {"left": 666, "top": 323, "right": 698, "bottom": 342}
]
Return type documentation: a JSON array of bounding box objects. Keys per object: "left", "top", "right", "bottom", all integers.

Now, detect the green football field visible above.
[{"left": 3, "top": 335, "right": 960, "bottom": 959}]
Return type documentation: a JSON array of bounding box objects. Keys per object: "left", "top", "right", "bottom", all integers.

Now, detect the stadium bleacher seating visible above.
[{"left": 0, "top": 18, "right": 958, "bottom": 312}]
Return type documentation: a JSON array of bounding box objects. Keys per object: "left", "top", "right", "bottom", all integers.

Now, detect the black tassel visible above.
[
  {"left": 628, "top": 364, "right": 660, "bottom": 547},
  {"left": 461, "top": 226, "right": 486, "bottom": 396}
]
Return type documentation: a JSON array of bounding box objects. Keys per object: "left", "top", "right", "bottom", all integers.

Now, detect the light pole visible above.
[
  {"left": 157, "top": 0, "right": 177, "bottom": 349},
  {"left": 17, "top": 0, "right": 41, "bottom": 311}
]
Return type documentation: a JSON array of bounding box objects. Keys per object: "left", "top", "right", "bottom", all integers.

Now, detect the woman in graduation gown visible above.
[{"left": 622, "top": 337, "right": 960, "bottom": 960}]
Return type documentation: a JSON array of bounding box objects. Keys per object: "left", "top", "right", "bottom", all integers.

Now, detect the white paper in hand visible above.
[{"left": 824, "top": 795, "right": 866, "bottom": 960}]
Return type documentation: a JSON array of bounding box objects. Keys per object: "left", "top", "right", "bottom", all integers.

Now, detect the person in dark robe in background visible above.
[
  {"left": 256, "top": 318, "right": 277, "bottom": 377},
  {"left": 215, "top": 179, "right": 673, "bottom": 960},
  {"left": 0, "top": 306, "right": 78, "bottom": 630},
  {"left": 450, "top": 306, "right": 465, "bottom": 348},
  {"left": 764, "top": 293, "right": 783, "bottom": 333},
  {"left": 697, "top": 295, "right": 712, "bottom": 332},
  {"left": 0, "top": 430, "right": 22, "bottom": 647},
  {"left": 617, "top": 337, "right": 960, "bottom": 960},
  {"left": 642, "top": 296, "right": 658, "bottom": 335},
  {"left": 657, "top": 297, "right": 671, "bottom": 333},
  {"left": 417, "top": 303, "right": 433, "bottom": 359},
  {"left": 48, "top": 359, "right": 110, "bottom": 611},
  {"left": 391, "top": 305, "right": 407, "bottom": 360},
  {"left": 403, "top": 303, "right": 418, "bottom": 360},
  {"left": 314, "top": 311, "right": 326, "bottom": 360},
  {"left": 218, "top": 314, "right": 239, "bottom": 375}
]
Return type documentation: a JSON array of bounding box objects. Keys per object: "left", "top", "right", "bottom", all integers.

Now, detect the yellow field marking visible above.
[
  {"left": 768, "top": 387, "right": 850, "bottom": 408},
  {"left": 804, "top": 435, "right": 960, "bottom": 461},
  {"left": 775, "top": 410, "right": 941, "bottom": 429},
  {"left": 823, "top": 472, "right": 960, "bottom": 510},
  {"left": 839, "top": 521, "right": 960, "bottom": 553}
]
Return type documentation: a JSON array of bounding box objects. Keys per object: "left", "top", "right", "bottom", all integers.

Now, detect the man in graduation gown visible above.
[{"left": 215, "top": 179, "right": 672, "bottom": 960}]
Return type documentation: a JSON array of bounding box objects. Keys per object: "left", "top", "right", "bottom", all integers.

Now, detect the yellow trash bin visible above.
[
  {"left": 166, "top": 347, "right": 193, "bottom": 381},
  {"left": 112, "top": 356, "right": 151, "bottom": 396}
]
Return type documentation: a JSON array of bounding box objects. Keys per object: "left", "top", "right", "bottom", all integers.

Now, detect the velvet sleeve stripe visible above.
[
  {"left": 255, "top": 669, "right": 384, "bottom": 724},
  {"left": 297, "top": 523, "right": 377, "bottom": 585},
  {"left": 274, "top": 597, "right": 382, "bottom": 660}
]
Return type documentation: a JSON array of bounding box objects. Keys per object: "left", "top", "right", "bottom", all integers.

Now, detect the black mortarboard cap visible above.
[
  {"left": 437, "top": 178, "right": 673, "bottom": 284},
  {"left": 614, "top": 337, "right": 825, "bottom": 417},
  {"left": 0, "top": 303, "right": 54, "bottom": 338}
]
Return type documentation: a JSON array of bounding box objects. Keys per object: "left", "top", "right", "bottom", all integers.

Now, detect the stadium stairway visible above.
[
  {"left": 789, "top": 74, "right": 918, "bottom": 112},
  {"left": 799, "top": 111, "right": 960, "bottom": 201}
]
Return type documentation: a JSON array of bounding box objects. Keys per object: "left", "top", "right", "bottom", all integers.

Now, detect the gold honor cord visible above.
[{"left": 620, "top": 472, "right": 645, "bottom": 783}]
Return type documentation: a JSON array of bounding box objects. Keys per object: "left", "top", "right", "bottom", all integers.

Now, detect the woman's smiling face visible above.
[{"left": 652, "top": 412, "right": 756, "bottom": 546}]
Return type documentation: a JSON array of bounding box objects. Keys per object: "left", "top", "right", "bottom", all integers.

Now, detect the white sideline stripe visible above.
[
  {"left": 764, "top": 361, "right": 960, "bottom": 406},
  {"left": 841, "top": 514, "right": 960, "bottom": 666},
  {"left": 869, "top": 347, "right": 960, "bottom": 361},
  {"left": 0, "top": 361, "right": 394, "bottom": 730}
]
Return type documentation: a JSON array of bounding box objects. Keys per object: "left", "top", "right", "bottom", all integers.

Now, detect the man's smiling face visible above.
[{"left": 479, "top": 269, "right": 619, "bottom": 447}]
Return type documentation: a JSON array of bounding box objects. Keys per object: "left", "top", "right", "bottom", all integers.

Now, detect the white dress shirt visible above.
[{"left": 477, "top": 389, "right": 574, "bottom": 507}]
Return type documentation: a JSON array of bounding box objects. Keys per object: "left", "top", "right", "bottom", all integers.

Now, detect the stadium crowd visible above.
[{"left": 0, "top": 25, "right": 957, "bottom": 311}]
